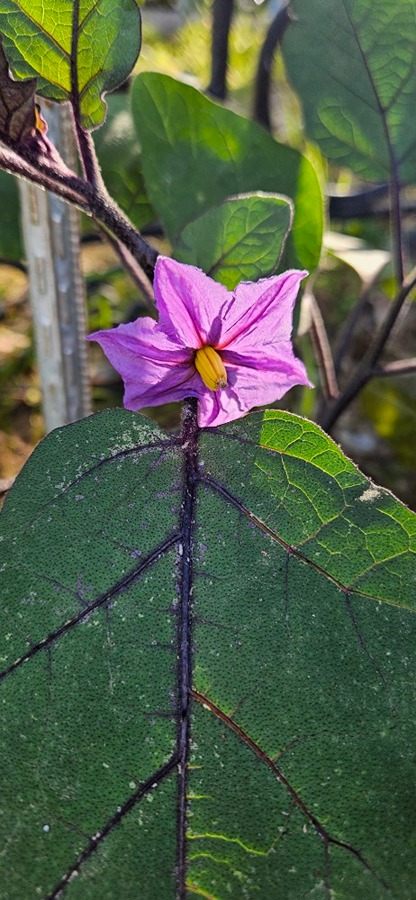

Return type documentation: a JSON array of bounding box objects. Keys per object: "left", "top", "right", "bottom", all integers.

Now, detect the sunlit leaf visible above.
[
  {"left": 282, "top": 0, "right": 416, "bottom": 182},
  {"left": 175, "top": 192, "right": 293, "bottom": 289},
  {"left": 0, "top": 0, "right": 142, "bottom": 130},
  {"left": 132, "top": 73, "right": 323, "bottom": 272},
  {"left": 1, "top": 406, "right": 415, "bottom": 897}
]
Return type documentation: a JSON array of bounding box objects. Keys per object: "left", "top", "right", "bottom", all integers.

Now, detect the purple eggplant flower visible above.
[{"left": 88, "top": 256, "right": 312, "bottom": 427}]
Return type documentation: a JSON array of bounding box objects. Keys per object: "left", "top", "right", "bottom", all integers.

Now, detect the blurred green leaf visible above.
[
  {"left": 282, "top": 0, "right": 416, "bottom": 182},
  {"left": 1, "top": 407, "right": 416, "bottom": 896},
  {"left": 175, "top": 192, "right": 293, "bottom": 288},
  {"left": 0, "top": 169, "right": 21, "bottom": 260},
  {"left": 132, "top": 73, "right": 323, "bottom": 272},
  {"left": 0, "top": 0, "right": 141, "bottom": 130},
  {"left": 93, "top": 92, "right": 155, "bottom": 230}
]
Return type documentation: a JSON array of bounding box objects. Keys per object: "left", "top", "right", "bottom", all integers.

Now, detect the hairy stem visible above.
[
  {"left": 70, "top": 0, "right": 102, "bottom": 190},
  {"left": 102, "top": 229, "right": 155, "bottom": 305},
  {"left": 0, "top": 143, "right": 88, "bottom": 207},
  {"left": 0, "top": 139, "right": 158, "bottom": 279},
  {"left": 89, "top": 190, "right": 158, "bottom": 281}
]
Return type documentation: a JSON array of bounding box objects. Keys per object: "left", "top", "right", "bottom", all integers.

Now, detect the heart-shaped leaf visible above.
[
  {"left": 131, "top": 73, "right": 323, "bottom": 273},
  {"left": 1, "top": 406, "right": 415, "bottom": 897},
  {"left": 282, "top": 0, "right": 416, "bottom": 182},
  {"left": 174, "top": 192, "right": 294, "bottom": 289},
  {"left": 0, "top": 0, "right": 142, "bottom": 130}
]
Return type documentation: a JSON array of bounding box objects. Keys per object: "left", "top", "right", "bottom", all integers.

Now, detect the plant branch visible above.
[
  {"left": 89, "top": 190, "right": 158, "bottom": 281},
  {"left": 70, "top": 0, "right": 102, "bottom": 190},
  {"left": 372, "top": 358, "right": 416, "bottom": 378},
  {"left": 74, "top": 120, "right": 106, "bottom": 191},
  {"left": 0, "top": 142, "right": 89, "bottom": 208},
  {"left": 319, "top": 265, "right": 416, "bottom": 431},
  {"left": 362, "top": 264, "right": 416, "bottom": 370},
  {"left": 101, "top": 229, "right": 155, "bottom": 306},
  {"left": 334, "top": 278, "right": 375, "bottom": 376},
  {"left": 389, "top": 161, "right": 404, "bottom": 286},
  {"left": 307, "top": 289, "right": 339, "bottom": 401},
  {"left": 0, "top": 137, "right": 159, "bottom": 279}
]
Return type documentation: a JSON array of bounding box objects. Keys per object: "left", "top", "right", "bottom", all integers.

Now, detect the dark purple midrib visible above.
[{"left": 176, "top": 398, "right": 199, "bottom": 898}]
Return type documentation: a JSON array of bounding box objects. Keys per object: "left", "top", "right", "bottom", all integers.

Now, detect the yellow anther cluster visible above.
[{"left": 194, "top": 345, "right": 227, "bottom": 392}]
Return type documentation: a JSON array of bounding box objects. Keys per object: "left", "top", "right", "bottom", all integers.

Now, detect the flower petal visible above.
[
  {"left": 128, "top": 365, "right": 201, "bottom": 410},
  {"left": 197, "top": 385, "right": 246, "bottom": 428},
  {"left": 88, "top": 317, "right": 198, "bottom": 409},
  {"left": 154, "top": 256, "right": 230, "bottom": 349},
  {"left": 88, "top": 262, "right": 312, "bottom": 428},
  {"left": 217, "top": 269, "right": 308, "bottom": 352},
  {"left": 198, "top": 346, "right": 311, "bottom": 427}
]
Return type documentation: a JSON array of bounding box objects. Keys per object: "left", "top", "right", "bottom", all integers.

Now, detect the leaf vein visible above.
[
  {"left": 190, "top": 689, "right": 390, "bottom": 892},
  {"left": 0, "top": 531, "right": 179, "bottom": 682}
]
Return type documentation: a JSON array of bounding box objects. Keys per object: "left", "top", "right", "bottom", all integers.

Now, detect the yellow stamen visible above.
[{"left": 194, "top": 345, "right": 227, "bottom": 392}]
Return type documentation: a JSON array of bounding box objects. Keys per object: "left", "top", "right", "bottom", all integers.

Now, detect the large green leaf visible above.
[
  {"left": 0, "top": 0, "right": 141, "bottom": 130},
  {"left": 282, "top": 0, "right": 416, "bottom": 182},
  {"left": 175, "top": 192, "right": 293, "bottom": 289},
  {"left": 1, "top": 406, "right": 415, "bottom": 897},
  {"left": 131, "top": 73, "right": 323, "bottom": 273}
]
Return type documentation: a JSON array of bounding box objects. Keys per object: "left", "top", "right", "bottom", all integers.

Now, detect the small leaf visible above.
[
  {"left": 131, "top": 73, "right": 323, "bottom": 272},
  {"left": 174, "top": 192, "right": 293, "bottom": 289},
  {"left": 1, "top": 407, "right": 416, "bottom": 896},
  {"left": 0, "top": 0, "right": 142, "bottom": 130},
  {"left": 282, "top": 0, "right": 416, "bottom": 182}
]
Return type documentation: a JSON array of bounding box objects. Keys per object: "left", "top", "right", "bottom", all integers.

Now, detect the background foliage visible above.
[{"left": 1, "top": 1, "right": 416, "bottom": 506}]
